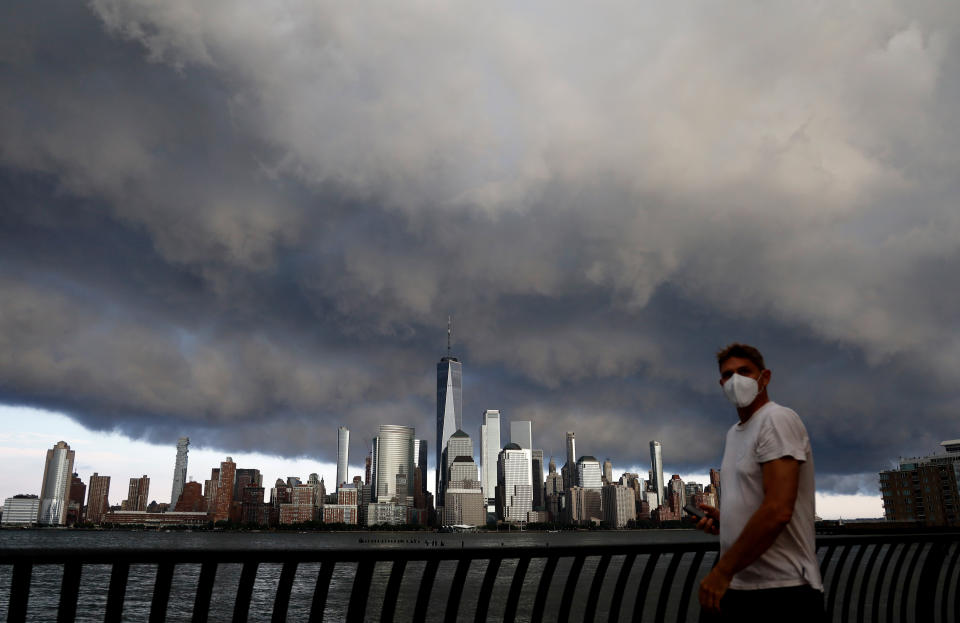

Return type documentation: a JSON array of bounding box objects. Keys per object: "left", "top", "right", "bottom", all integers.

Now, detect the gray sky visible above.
[{"left": 2, "top": 1, "right": 959, "bottom": 500}]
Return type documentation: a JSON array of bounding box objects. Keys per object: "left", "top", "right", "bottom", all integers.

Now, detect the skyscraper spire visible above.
[{"left": 447, "top": 315, "right": 452, "bottom": 356}]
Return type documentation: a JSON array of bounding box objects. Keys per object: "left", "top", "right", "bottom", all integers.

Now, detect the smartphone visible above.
[{"left": 683, "top": 503, "right": 719, "bottom": 529}]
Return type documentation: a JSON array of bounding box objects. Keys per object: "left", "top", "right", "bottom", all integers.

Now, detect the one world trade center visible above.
[{"left": 436, "top": 318, "right": 462, "bottom": 508}]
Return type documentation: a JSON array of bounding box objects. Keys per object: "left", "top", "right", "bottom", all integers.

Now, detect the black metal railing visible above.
[{"left": 2, "top": 533, "right": 959, "bottom": 622}]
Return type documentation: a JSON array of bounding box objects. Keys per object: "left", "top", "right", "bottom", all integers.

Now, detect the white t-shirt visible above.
[{"left": 719, "top": 401, "right": 823, "bottom": 591}]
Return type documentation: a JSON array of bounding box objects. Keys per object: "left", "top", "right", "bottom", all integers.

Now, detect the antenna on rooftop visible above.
[{"left": 447, "top": 315, "right": 452, "bottom": 356}]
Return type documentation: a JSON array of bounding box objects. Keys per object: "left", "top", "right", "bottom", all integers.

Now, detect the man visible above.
[{"left": 695, "top": 343, "right": 823, "bottom": 622}]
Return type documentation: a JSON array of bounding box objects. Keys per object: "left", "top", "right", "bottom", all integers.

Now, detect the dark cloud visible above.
[{"left": 2, "top": 0, "right": 959, "bottom": 494}]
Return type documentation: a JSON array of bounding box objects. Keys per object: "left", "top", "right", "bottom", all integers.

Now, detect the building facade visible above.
[
  {"left": 497, "top": 443, "right": 533, "bottom": 523},
  {"left": 443, "top": 486, "right": 486, "bottom": 526},
  {"left": 602, "top": 484, "right": 636, "bottom": 528},
  {"left": 170, "top": 437, "right": 189, "bottom": 506},
  {"left": 38, "top": 441, "right": 75, "bottom": 525},
  {"left": 125, "top": 475, "right": 150, "bottom": 512},
  {"left": 414, "top": 439, "right": 428, "bottom": 494},
  {"left": 510, "top": 420, "right": 533, "bottom": 449},
  {"left": 880, "top": 440, "right": 960, "bottom": 526},
  {"left": 213, "top": 458, "right": 237, "bottom": 522},
  {"left": 531, "top": 449, "right": 545, "bottom": 509},
  {"left": 563, "top": 432, "right": 578, "bottom": 489},
  {"left": 480, "top": 410, "right": 501, "bottom": 514},
  {"left": 337, "top": 426, "right": 350, "bottom": 489},
  {"left": 436, "top": 353, "right": 463, "bottom": 507},
  {"left": 372, "top": 424, "right": 416, "bottom": 506},
  {"left": 2, "top": 496, "right": 40, "bottom": 526},
  {"left": 86, "top": 473, "right": 111, "bottom": 524},
  {"left": 577, "top": 456, "right": 603, "bottom": 490},
  {"left": 649, "top": 441, "right": 665, "bottom": 509}
]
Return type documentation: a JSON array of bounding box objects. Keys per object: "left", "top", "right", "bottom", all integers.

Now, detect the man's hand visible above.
[
  {"left": 699, "top": 567, "right": 732, "bottom": 614},
  {"left": 695, "top": 503, "right": 720, "bottom": 535}
]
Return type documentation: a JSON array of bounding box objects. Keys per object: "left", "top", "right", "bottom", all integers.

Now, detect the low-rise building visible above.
[
  {"left": 323, "top": 504, "right": 358, "bottom": 524},
  {"left": 366, "top": 502, "right": 407, "bottom": 526},
  {"left": 2, "top": 496, "right": 40, "bottom": 526},
  {"left": 101, "top": 511, "right": 209, "bottom": 527}
]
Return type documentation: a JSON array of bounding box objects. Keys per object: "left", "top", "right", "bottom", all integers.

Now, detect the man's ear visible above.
[{"left": 760, "top": 369, "right": 771, "bottom": 390}]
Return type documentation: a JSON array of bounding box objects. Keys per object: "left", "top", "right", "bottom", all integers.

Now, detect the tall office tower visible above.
[
  {"left": 176, "top": 482, "right": 207, "bottom": 512},
  {"left": 38, "top": 441, "right": 75, "bottom": 525},
  {"left": 204, "top": 468, "right": 220, "bottom": 509},
  {"left": 213, "top": 457, "right": 237, "bottom": 522},
  {"left": 337, "top": 426, "right": 350, "bottom": 489},
  {"left": 545, "top": 459, "right": 564, "bottom": 496},
  {"left": 709, "top": 468, "right": 721, "bottom": 507},
  {"left": 444, "top": 456, "right": 485, "bottom": 527},
  {"left": 85, "top": 473, "right": 111, "bottom": 524},
  {"left": 531, "top": 450, "right": 545, "bottom": 509},
  {"left": 365, "top": 455, "right": 372, "bottom": 486},
  {"left": 449, "top": 456, "right": 480, "bottom": 485},
  {"left": 436, "top": 318, "right": 463, "bottom": 507},
  {"left": 372, "top": 424, "right": 416, "bottom": 505},
  {"left": 602, "top": 484, "right": 636, "bottom": 528},
  {"left": 480, "top": 410, "right": 501, "bottom": 513},
  {"left": 286, "top": 476, "right": 302, "bottom": 489},
  {"left": 497, "top": 443, "right": 533, "bottom": 523},
  {"left": 510, "top": 420, "right": 533, "bottom": 449},
  {"left": 234, "top": 469, "right": 262, "bottom": 499},
  {"left": 126, "top": 475, "right": 150, "bottom": 511},
  {"left": 170, "top": 437, "right": 189, "bottom": 506},
  {"left": 577, "top": 457, "right": 603, "bottom": 489},
  {"left": 668, "top": 475, "right": 685, "bottom": 514},
  {"left": 563, "top": 432, "right": 578, "bottom": 488},
  {"left": 67, "top": 473, "right": 86, "bottom": 525},
  {"left": 413, "top": 439, "right": 428, "bottom": 493},
  {"left": 445, "top": 430, "right": 473, "bottom": 482},
  {"left": 649, "top": 441, "right": 665, "bottom": 508},
  {"left": 602, "top": 459, "right": 613, "bottom": 485}
]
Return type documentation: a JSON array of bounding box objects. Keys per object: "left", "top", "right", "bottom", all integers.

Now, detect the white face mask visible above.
[{"left": 723, "top": 373, "right": 759, "bottom": 408}]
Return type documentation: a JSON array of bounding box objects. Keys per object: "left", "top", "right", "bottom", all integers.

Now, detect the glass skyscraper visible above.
[
  {"left": 38, "top": 441, "right": 74, "bottom": 525},
  {"left": 436, "top": 355, "right": 462, "bottom": 506},
  {"left": 510, "top": 420, "right": 533, "bottom": 449},
  {"left": 480, "top": 410, "right": 501, "bottom": 513},
  {"left": 497, "top": 443, "right": 533, "bottom": 523},
  {"left": 337, "top": 426, "right": 350, "bottom": 489},
  {"left": 577, "top": 456, "right": 603, "bottom": 489},
  {"left": 372, "top": 424, "right": 416, "bottom": 505},
  {"left": 170, "top": 437, "right": 189, "bottom": 506},
  {"left": 413, "top": 439, "right": 428, "bottom": 494},
  {"left": 650, "top": 440, "right": 665, "bottom": 508}
]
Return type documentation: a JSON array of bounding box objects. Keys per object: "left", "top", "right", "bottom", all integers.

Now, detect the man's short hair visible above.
[{"left": 717, "top": 343, "right": 766, "bottom": 371}]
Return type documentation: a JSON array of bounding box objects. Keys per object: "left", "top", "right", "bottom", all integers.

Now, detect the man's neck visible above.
[{"left": 736, "top": 392, "right": 770, "bottom": 424}]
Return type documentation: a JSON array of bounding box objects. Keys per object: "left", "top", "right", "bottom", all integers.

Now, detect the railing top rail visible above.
[
  {"left": 1, "top": 532, "right": 958, "bottom": 566},
  {"left": 0, "top": 540, "right": 721, "bottom": 565}
]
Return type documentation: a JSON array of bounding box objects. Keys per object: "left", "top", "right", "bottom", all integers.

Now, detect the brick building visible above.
[{"left": 880, "top": 440, "right": 960, "bottom": 526}]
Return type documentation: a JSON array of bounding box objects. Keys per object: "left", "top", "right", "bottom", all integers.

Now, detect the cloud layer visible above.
[{"left": 2, "top": 1, "right": 959, "bottom": 489}]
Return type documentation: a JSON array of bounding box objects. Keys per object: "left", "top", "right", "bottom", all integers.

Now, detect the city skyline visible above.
[{"left": 0, "top": 405, "right": 882, "bottom": 520}]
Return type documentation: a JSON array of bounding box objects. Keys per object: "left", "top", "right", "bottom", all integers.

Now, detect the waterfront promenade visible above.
[{"left": 2, "top": 530, "right": 959, "bottom": 621}]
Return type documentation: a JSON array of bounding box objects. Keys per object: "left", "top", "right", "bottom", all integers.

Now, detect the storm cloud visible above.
[{"left": 2, "top": 1, "right": 959, "bottom": 490}]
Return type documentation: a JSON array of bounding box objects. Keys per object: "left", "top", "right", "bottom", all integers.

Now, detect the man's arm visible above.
[{"left": 698, "top": 457, "right": 800, "bottom": 613}]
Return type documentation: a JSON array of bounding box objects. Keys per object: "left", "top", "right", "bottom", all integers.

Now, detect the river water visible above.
[{"left": 0, "top": 529, "right": 718, "bottom": 622}]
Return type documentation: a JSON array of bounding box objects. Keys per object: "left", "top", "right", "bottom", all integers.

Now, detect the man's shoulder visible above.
[{"left": 757, "top": 401, "right": 802, "bottom": 423}]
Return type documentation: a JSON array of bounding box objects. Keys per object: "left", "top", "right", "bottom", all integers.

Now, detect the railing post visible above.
[
  {"left": 105, "top": 561, "right": 130, "bottom": 623},
  {"left": 8, "top": 561, "right": 32, "bottom": 623},
  {"left": 916, "top": 540, "right": 948, "bottom": 623},
  {"left": 57, "top": 561, "right": 82, "bottom": 623}
]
